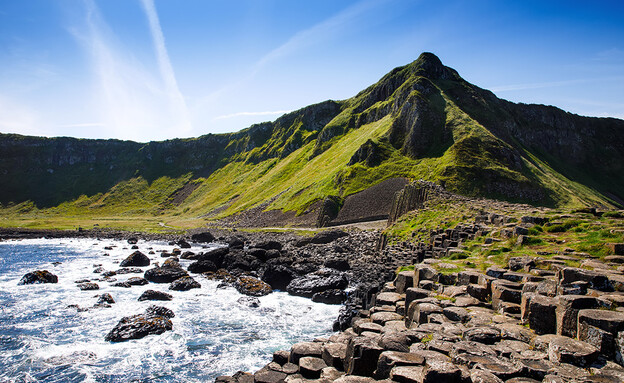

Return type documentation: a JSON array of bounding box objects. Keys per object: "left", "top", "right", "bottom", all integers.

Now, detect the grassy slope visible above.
[
  {"left": 0, "top": 56, "right": 618, "bottom": 231},
  {"left": 386, "top": 199, "right": 624, "bottom": 275}
]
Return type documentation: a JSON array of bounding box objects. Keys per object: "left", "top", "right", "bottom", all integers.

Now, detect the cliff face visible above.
[{"left": 1, "top": 53, "right": 622, "bottom": 216}]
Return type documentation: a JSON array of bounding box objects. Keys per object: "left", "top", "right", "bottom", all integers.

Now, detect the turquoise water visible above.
[{"left": 0, "top": 238, "right": 340, "bottom": 382}]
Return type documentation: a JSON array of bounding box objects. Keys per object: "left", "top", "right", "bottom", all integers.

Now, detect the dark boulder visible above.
[
  {"left": 19, "top": 270, "right": 58, "bottom": 285},
  {"left": 310, "top": 230, "right": 348, "bottom": 244},
  {"left": 77, "top": 282, "right": 99, "bottom": 291},
  {"left": 246, "top": 248, "right": 268, "bottom": 261},
  {"left": 126, "top": 277, "right": 148, "bottom": 286},
  {"left": 119, "top": 251, "right": 150, "bottom": 267},
  {"left": 177, "top": 239, "right": 191, "bottom": 249},
  {"left": 291, "top": 261, "right": 319, "bottom": 275},
  {"left": 191, "top": 231, "right": 215, "bottom": 243},
  {"left": 116, "top": 267, "right": 143, "bottom": 274},
  {"left": 312, "top": 289, "right": 347, "bottom": 304},
  {"left": 235, "top": 276, "right": 272, "bottom": 297},
  {"left": 197, "top": 247, "right": 229, "bottom": 267},
  {"left": 188, "top": 260, "right": 218, "bottom": 273},
  {"left": 169, "top": 276, "right": 201, "bottom": 291},
  {"left": 127, "top": 237, "right": 138, "bottom": 244},
  {"left": 228, "top": 236, "right": 245, "bottom": 249},
  {"left": 162, "top": 257, "right": 180, "bottom": 268},
  {"left": 261, "top": 264, "right": 296, "bottom": 290},
  {"left": 222, "top": 252, "right": 254, "bottom": 272},
  {"left": 105, "top": 305, "right": 174, "bottom": 342},
  {"left": 97, "top": 293, "right": 115, "bottom": 304},
  {"left": 145, "top": 305, "right": 175, "bottom": 318},
  {"left": 286, "top": 271, "right": 348, "bottom": 298},
  {"left": 179, "top": 251, "right": 196, "bottom": 260},
  {"left": 265, "top": 249, "right": 281, "bottom": 260},
  {"left": 253, "top": 240, "right": 283, "bottom": 251},
  {"left": 324, "top": 258, "right": 351, "bottom": 271},
  {"left": 144, "top": 266, "right": 188, "bottom": 283},
  {"left": 138, "top": 289, "right": 173, "bottom": 301}
]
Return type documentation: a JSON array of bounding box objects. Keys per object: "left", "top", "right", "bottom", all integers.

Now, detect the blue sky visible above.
[{"left": 0, "top": 0, "right": 623, "bottom": 142}]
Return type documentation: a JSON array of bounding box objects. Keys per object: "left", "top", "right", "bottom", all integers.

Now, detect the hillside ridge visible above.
[{"left": 1, "top": 53, "right": 622, "bottom": 229}]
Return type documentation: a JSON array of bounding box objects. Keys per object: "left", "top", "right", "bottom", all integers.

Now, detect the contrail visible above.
[{"left": 140, "top": 0, "right": 192, "bottom": 133}]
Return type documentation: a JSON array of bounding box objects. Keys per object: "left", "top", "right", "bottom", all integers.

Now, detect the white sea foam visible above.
[{"left": 0, "top": 238, "right": 341, "bottom": 382}]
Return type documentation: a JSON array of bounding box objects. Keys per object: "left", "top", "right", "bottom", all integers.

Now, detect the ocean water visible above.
[{"left": 0, "top": 238, "right": 341, "bottom": 382}]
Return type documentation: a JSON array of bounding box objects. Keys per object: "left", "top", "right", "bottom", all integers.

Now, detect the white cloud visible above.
[
  {"left": 196, "top": 0, "right": 391, "bottom": 110},
  {"left": 139, "top": 0, "right": 192, "bottom": 134},
  {"left": 68, "top": 0, "right": 192, "bottom": 141},
  {"left": 253, "top": 0, "right": 391, "bottom": 71}
]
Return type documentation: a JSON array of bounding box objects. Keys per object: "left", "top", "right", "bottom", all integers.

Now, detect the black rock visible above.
[
  {"left": 286, "top": 272, "right": 348, "bottom": 298},
  {"left": 97, "top": 293, "right": 115, "bottom": 304},
  {"left": 127, "top": 237, "right": 138, "bottom": 245},
  {"left": 253, "top": 240, "right": 283, "bottom": 251},
  {"left": 235, "top": 276, "right": 272, "bottom": 297},
  {"left": 146, "top": 305, "right": 175, "bottom": 318},
  {"left": 169, "top": 276, "right": 201, "bottom": 291},
  {"left": 222, "top": 252, "right": 254, "bottom": 272},
  {"left": 228, "top": 236, "right": 245, "bottom": 249},
  {"left": 197, "top": 247, "right": 230, "bottom": 267},
  {"left": 191, "top": 231, "right": 215, "bottom": 243},
  {"left": 77, "top": 282, "right": 99, "bottom": 291},
  {"left": 180, "top": 251, "right": 196, "bottom": 260},
  {"left": 19, "top": 270, "right": 58, "bottom": 285},
  {"left": 105, "top": 306, "right": 174, "bottom": 342},
  {"left": 126, "top": 277, "right": 148, "bottom": 286},
  {"left": 310, "top": 230, "right": 348, "bottom": 244},
  {"left": 324, "top": 258, "right": 351, "bottom": 271},
  {"left": 112, "top": 282, "right": 131, "bottom": 288},
  {"left": 116, "top": 267, "right": 143, "bottom": 274},
  {"left": 261, "top": 264, "right": 296, "bottom": 290},
  {"left": 188, "top": 259, "right": 217, "bottom": 273},
  {"left": 312, "top": 289, "right": 347, "bottom": 304},
  {"left": 177, "top": 240, "right": 191, "bottom": 249},
  {"left": 162, "top": 257, "right": 180, "bottom": 268},
  {"left": 144, "top": 266, "right": 188, "bottom": 283},
  {"left": 119, "top": 251, "right": 150, "bottom": 267},
  {"left": 246, "top": 248, "right": 268, "bottom": 261},
  {"left": 138, "top": 289, "right": 173, "bottom": 301}
]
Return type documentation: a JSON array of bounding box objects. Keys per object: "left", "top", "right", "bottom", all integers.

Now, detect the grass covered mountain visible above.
[{"left": 1, "top": 53, "right": 622, "bottom": 229}]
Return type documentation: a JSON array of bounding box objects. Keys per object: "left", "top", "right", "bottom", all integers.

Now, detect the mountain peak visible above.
[{"left": 410, "top": 52, "right": 453, "bottom": 80}]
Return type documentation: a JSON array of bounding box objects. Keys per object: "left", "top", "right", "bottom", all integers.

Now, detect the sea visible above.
[{"left": 0, "top": 238, "right": 341, "bottom": 382}]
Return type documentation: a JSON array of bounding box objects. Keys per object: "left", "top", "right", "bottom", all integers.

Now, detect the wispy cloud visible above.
[
  {"left": 198, "top": 0, "right": 391, "bottom": 106},
  {"left": 253, "top": 0, "right": 391, "bottom": 72},
  {"left": 70, "top": 0, "right": 191, "bottom": 141},
  {"left": 139, "top": 0, "right": 191, "bottom": 133},
  {"left": 214, "top": 110, "right": 292, "bottom": 120}
]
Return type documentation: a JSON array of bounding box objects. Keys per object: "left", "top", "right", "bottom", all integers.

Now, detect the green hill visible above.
[{"left": 1, "top": 53, "right": 622, "bottom": 230}]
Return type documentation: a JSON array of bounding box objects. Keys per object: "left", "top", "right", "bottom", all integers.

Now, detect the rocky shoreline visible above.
[
  {"left": 13, "top": 227, "right": 401, "bottom": 341},
  {"left": 212, "top": 208, "right": 624, "bottom": 383},
  {"left": 9, "top": 204, "right": 624, "bottom": 382}
]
